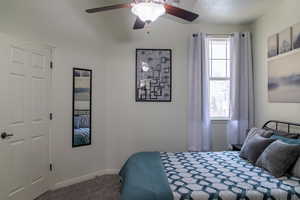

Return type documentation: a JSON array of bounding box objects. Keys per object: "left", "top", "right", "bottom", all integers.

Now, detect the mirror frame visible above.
[{"left": 72, "top": 68, "right": 92, "bottom": 148}]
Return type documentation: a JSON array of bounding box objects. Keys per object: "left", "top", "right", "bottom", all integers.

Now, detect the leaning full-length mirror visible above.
[{"left": 73, "top": 68, "right": 92, "bottom": 147}]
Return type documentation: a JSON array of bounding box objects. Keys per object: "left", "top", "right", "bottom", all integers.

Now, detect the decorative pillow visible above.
[
  {"left": 239, "top": 135, "right": 275, "bottom": 163},
  {"left": 273, "top": 130, "right": 299, "bottom": 139},
  {"left": 291, "top": 158, "right": 300, "bottom": 178},
  {"left": 79, "top": 115, "right": 90, "bottom": 128},
  {"left": 260, "top": 130, "right": 274, "bottom": 138},
  {"left": 244, "top": 128, "right": 273, "bottom": 145},
  {"left": 256, "top": 140, "right": 300, "bottom": 177},
  {"left": 270, "top": 135, "right": 300, "bottom": 177},
  {"left": 73, "top": 116, "right": 81, "bottom": 129},
  {"left": 271, "top": 135, "right": 300, "bottom": 145}
]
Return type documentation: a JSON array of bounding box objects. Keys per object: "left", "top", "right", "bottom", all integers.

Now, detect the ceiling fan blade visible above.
[
  {"left": 133, "top": 17, "right": 146, "bottom": 30},
  {"left": 86, "top": 3, "right": 131, "bottom": 13},
  {"left": 164, "top": 4, "right": 199, "bottom": 22}
]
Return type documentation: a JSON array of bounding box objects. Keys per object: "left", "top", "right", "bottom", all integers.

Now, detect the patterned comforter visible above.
[
  {"left": 74, "top": 128, "right": 90, "bottom": 145},
  {"left": 161, "top": 151, "right": 300, "bottom": 200}
]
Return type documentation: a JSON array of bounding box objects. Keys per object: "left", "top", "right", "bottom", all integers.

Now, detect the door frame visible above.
[{"left": 47, "top": 45, "right": 55, "bottom": 190}]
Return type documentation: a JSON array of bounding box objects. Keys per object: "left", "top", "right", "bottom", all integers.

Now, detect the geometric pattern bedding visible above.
[
  {"left": 74, "top": 128, "right": 90, "bottom": 145},
  {"left": 161, "top": 151, "right": 300, "bottom": 200}
]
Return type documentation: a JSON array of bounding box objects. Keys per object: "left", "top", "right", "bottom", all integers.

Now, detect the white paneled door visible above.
[{"left": 0, "top": 34, "right": 51, "bottom": 200}]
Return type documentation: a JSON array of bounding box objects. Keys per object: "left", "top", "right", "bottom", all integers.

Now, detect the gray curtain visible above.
[
  {"left": 227, "top": 32, "right": 254, "bottom": 145},
  {"left": 187, "top": 33, "right": 212, "bottom": 152}
]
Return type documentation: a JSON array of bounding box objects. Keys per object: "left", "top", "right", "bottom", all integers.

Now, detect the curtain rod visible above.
[
  {"left": 192, "top": 33, "right": 245, "bottom": 37},
  {"left": 193, "top": 33, "right": 234, "bottom": 37}
]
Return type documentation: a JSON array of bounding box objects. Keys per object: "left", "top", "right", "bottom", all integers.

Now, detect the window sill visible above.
[
  {"left": 210, "top": 118, "right": 230, "bottom": 124},
  {"left": 210, "top": 118, "right": 230, "bottom": 121}
]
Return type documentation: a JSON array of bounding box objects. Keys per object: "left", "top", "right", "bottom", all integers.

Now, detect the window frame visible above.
[{"left": 207, "top": 37, "right": 231, "bottom": 121}]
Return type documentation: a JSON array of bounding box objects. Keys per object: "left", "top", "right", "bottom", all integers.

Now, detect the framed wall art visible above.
[
  {"left": 292, "top": 22, "right": 300, "bottom": 50},
  {"left": 267, "top": 22, "right": 300, "bottom": 103},
  {"left": 136, "top": 49, "right": 172, "bottom": 102},
  {"left": 267, "top": 34, "right": 278, "bottom": 58},
  {"left": 268, "top": 50, "right": 300, "bottom": 103},
  {"left": 278, "top": 27, "right": 292, "bottom": 54}
]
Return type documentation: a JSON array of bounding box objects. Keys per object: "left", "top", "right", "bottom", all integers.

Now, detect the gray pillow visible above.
[
  {"left": 291, "top": 157, "right": 300, "bottom": 178},
  {"left": 244, "top": 128, "right": 273, "bottom": 145},
  {"left": 256, "top": 140, "right": 300, "bottom": 178},
  {"left": 79, "top": 115, "right": 90, "bottom": 128},
  {"left": 260, "top": 130, "right": 274, "bottom": 138},
  {"left": 240, "top": 135, "right": 275, "bottom": 163},
  {"left": 74, "top": 116, "right": 81, "bottom": 129}
]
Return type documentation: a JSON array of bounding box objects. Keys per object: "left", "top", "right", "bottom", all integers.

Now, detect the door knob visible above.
[{"left": 1, "top": 132, "right": 13, "bottom": 139}]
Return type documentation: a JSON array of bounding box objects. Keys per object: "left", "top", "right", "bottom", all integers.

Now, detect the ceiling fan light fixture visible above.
[{"left": 131, "top": 2, "right": 166, "bottom": 23}]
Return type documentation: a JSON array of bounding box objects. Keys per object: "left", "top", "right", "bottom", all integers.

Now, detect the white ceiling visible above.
[
  {"left": 77, "top": 0, "right": 280, "bottom": 40},
  {"left": 0, "top": 0, "right": 280, "bottom": 43},
  {"left": 191, "top": 0, "right": 279, "bottom": 24},
  {"left": 85, "top": 0, "right": 279, "bottom": 24}
]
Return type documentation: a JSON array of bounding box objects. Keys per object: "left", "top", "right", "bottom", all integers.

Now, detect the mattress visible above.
[{"left": 161, "top": 151, "right": 300, "bottom": 200}]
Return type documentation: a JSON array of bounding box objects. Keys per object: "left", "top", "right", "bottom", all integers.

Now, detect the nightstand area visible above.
[{"left": 230, "top": 144, "right": 243, "bottom": 151}]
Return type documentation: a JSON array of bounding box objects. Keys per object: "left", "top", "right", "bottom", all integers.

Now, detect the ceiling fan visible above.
[{"left": 86, "top": 0, "right": 199, "bottom": 30}]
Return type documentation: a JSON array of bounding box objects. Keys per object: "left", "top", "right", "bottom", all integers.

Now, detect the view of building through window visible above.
[{"left": 208, "top": 38, "right": 231, "bottom": 119}]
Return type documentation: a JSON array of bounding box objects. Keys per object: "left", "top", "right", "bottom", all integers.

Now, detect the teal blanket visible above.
[{"left": 119, "top": 152, "right": 173, "bottom": 200}]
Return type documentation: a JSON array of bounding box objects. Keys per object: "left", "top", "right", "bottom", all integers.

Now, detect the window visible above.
[{"left": 208, "top": 37, "right": 231, "bottom": 120}]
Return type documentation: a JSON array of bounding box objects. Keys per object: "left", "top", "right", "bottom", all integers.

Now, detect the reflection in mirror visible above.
[{"left": 72, "top": 68, "right": 92, "bottom": 147}]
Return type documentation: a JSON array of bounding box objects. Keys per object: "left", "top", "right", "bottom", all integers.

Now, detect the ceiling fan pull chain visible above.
[{"left": 146, "top": 24, "right": 151, "bottom": 34}]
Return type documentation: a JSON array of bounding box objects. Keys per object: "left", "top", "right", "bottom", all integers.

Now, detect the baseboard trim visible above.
[{"left": 52, "top": 169, "right": 119, "bottom": 190}]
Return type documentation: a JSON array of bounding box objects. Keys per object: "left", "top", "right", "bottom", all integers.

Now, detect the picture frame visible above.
[
  {"left": 268, "top": 50, "right": 300, "bottom": 103},
  {"left": 135, "top": 49, "right": 172, "bottom": 102},
  {"left": 292, "top": 22, "right": 300, "bottom": 50},
  {"left": 267, "top": 34, "right": 278, "bottom": 58},
  {"left": 278, "top": 27, "right": 292, "bottom": 54}
]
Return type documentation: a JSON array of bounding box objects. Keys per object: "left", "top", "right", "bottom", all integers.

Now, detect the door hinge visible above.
[
  {"left": 50, "top": 113, "right": 53, "bottom": 120},
  {"left": 50, "top": 163, "right": 53, "bottom": 172},
  {"left": 50, "top": 61, "right": 53, "bottom": 69}
]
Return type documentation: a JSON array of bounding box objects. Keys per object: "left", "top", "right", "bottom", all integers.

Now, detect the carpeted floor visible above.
[{"left": 36, "top": 175, "right": 121, "bottom": 200}]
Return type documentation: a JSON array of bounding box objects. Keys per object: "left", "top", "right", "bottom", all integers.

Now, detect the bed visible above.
[
  {"left": 119, "top": 121, "right": 300, "bottom": 200},
  {"left": 74, "top": 128, "right": 90, "bottom": 145},
  {"left": 73, "top": 114, "right": 90, "bottom": 146}
]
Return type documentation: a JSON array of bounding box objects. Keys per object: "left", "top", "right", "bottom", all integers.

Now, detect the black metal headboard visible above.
[{"left": 262, "top": 120, "right": 300, "bottom": 134}]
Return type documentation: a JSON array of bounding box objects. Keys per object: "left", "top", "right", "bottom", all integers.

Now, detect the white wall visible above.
[
  {"left": 252, "top": 0, "right": 300, "bottom": 127},
  {"left": 51, "top": 45, "right": 108, "bottom": 186},
  {"left": 0, "top": 0, "right": 252, "bottom": 187},
  {"left": 0, "top": 0, "right": 112, "bottom": 187},
  {"left": 105, "top": 20, "right": 250, "bottom": 169},
  {"left": 5, "top": 0, "right": 300, "bottom": 190},
  {"left": 0, "top": 30, "right": 109, "bottom": 187}
]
